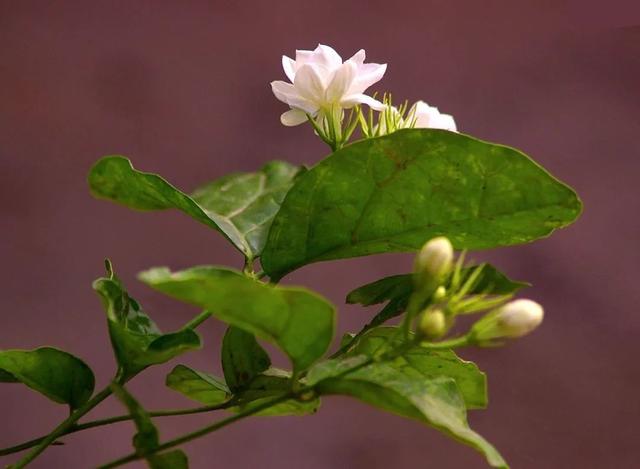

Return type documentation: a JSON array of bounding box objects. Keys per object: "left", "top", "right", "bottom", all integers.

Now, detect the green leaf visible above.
[
  {"left": 165, "top": 365, "right": 230, "bottom": 405},
  {"left": 307, "top": 354, "right": 505, "bottom": 468},
  {"left": 88, "top": 156, "right": 301, "bottom": 260},
  {"left": 139, "top": 266, "right": 335, "bottom": 372},
  {"left": 0, "top": 347, "right": 95, "bottom": 410},
  {"left": 346, "top": 264, "right": 528, "bottom": 326},
  {"left": 93, "top": 261, "right": 201, "bottom": 378},
  {"left": 221, "top": 326, "right": 271, "bottom": 392},
  {"left": 262, "top": 129, "right": 581, "bottom": 279},
  {"left": 166, "top": 366, "right": 318, "bottom": 416},
  {"left": 112, "top": 383, "right": 188, "bottom": 468},
  {"left": 345, "top": 327, "right": 487, "bottom": 409},
  {"left": 231, "top": 369, "right": 319, "bottom": 416},
  {"left": 191, "top": 161, "right": 303, "bottom": 259}
]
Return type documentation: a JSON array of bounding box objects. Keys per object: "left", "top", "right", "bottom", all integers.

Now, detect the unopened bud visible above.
[
  {"left": 433, "top": 286, "right": 447, "bottom": 302},
  {"left": 414, "top": 237, "right": 454, "bottom": 282},
  {"left": 471, "top": 299, "right": 544, "bottom": 343},
  {"left": 418, "top": 308, "right": 447, "bottom": 339}
]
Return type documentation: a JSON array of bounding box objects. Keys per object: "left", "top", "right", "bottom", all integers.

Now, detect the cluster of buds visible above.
[{"left": 412, "top": 236, "right": 544, "bottom": 346}]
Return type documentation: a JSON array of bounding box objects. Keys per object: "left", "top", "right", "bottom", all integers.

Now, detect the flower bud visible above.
[
  {"left": 414, "top": 236, "right": 454, "bottom": 282},
  {"left": 418, "top": 308, "right": 446, "bottom": 339},
  {"left": 471, "top": 299, "right": 544, "bottom": 343},
  {"left": 433, "top": 286, "right": 447, "bottom": 302}
]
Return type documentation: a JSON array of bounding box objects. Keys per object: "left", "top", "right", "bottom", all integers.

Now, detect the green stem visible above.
[
  {"left": 97, "top": 337, "right": 421, "bottom": 469},
  {"left": 0, "top": 401, "right": 235, "bottom": 457},
  {"left": 98, "top": 394, "right": 291, "bottom": 469},
  {"left": 181, "top": 310, "right": 213, "bottom": 330},
  {"left": 421, "top": 335, "right": 471, "bottom": 350},
  {"left": 10, "top": 384, "right": 115, "bottom": 468}
]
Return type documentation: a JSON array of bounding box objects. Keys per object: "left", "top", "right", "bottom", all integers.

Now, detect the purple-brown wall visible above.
[{"left": 1, "top": 1, "right": 639, "bottom": 468}]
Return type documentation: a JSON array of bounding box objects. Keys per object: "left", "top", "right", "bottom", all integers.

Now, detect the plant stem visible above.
[
  {"left": 0, "top": 401, "right": 235, "bottom": 457},
  {"left": 98, "top": 394, "right": 291, "bottom": 469},
  {"left": 421, "top": 335, "right": 470, "bottom": 350},
  {"left": 181, "top": 310, "right": 213, "bottom": 330},
  {"left": 9, "top": 384, "right": 115, "bottom": 468}
]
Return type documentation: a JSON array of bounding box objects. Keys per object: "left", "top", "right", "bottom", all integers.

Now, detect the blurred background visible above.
[{"left": 1, "top": 1, "right": 639, "bottom": 468}]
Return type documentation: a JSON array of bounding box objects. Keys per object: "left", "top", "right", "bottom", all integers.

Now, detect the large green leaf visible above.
[
  {"left": 346, "top": 263, "right": 528, "bottom": 327},
  {"left": 112, "top": 383, "right": 188, "bottom": 468},
  {"left": 307, "top": 352, "right": 505, "bottom": 467},
  {"left": 262, "top": 129, "right": 581, "bottom": 279},
  {"left": 166, "top": 366, "right": 318, "bottom": 417},
  {"left": 88, "top": 156, "right": 301, "bottom": 260},
  {"left": 139, "top": 266, "right": 335, "bottom": 372},
  {"left": 0, "top": 347, "right": 95, "bottom": 410},
  {"left": 165, "top": 365, "right": 230, "bottom": 405},
  {"left": 93, "top": 261, "right": 201, "bottom": 378},
  {"left": 344, "top": 327, "right": 487, "bottom": 409},
  {"left": 221, "top": 326, "right": 271, "bottom": 392}
]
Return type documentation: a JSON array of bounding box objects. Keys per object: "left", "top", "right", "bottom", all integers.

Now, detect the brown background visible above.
[{"left": 1, "top": 1, "right": 639, "bottom": 468}]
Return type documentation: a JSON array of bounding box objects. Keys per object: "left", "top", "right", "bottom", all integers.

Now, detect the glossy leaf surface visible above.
[
  {"left": 139, "top": 266, "right": 335, "bottom": 371},
  {"left": 221, "top": 326, "right": 271, "bottom": 392},
  {"left": 262, "top": 129, "right": 581, "bottom": 279},
  {"left": 0, "top": 347, "right": 95, "bottom": 410},
  {"left": 93, "top": 261, "right": 201, "bottom": 377},
  {"left": 165, "top": 365, "right": 230, "bottom": 405},
  {"left": 344, "top": 327, "right": 487, "bottom": 409},
  {"left": 88, "top": 156, "right": 300, "bottom": 260},
  {"left": 307, "top": 333, "right": 505, "bottom": 468}
]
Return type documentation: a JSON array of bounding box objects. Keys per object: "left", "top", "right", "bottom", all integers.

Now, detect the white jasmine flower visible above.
[
  {"left": 271, "top": 44, "right": 387, "bottom": 126},
  {"left": 377, "top": 100, "right": 457, "bottom": 135},
  {"left": 408, "top": 101, "right": 457, "bottom": 132}
]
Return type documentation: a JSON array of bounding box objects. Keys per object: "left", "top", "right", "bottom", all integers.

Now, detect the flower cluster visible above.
[{"left": 271, "top": 44, "right": 457, "bottom": 149}]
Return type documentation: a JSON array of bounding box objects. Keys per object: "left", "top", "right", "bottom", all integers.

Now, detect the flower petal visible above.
[
  {"left": 271, "top": 80, "right": 317, "bottom": 113},
  {"left": 271, "top": 80, "right": 297, "bottom": 103},
  {"left": 294, "top": 64, "right": 326, "bottom": 102},
  {"left": 431, "top": 113, "right": 458, "bottom": 132},
  {"left": 295, "top": 49, "right": 314, "bottom": 65},
  {"left": 311, "top": 44, "right": 343, "bottom": 70},
  {"left": 347, "top": 49, "right": 366, "bottom": 65},
  {"left": 349, "top": 62, "right": 387, "bottom": 95},
  {"left": 282, "top": 55, "right": 296, "bottom": 82},
  {"left": 326, "top": 61, "right": 357, "bottom": 102},
  {"left": 413, "top": 101, "right": 458, "bottom": 132},
  {"left": 341, "top": 93, "right": 386, "bottom": 111},
  {"left": 280, "top": 109, "right": 309, "bottom": 126}
]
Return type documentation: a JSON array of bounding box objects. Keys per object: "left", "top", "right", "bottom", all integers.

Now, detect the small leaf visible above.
[
  {"left": 139, "top": 266, "right": 335, "bottom": 372},
  {"left": 221, "top": 326, "right": 271, "bottom": 392},
  {"left": 0, "top": 347, "right": 95, "bottom": 410},
  {"left": 88, "top": 156, "right": 301, "bottom": 260},
  {"left": 165, "top": 365, "right": 230, "bottom": 405},
  {"left": 93, "top": 262, "right": 201, "bottom": 377},
  {"left": 307, "top": 352, "right": 506, "bottom": 468},
  {"left": 262, "top": 129, "right": 581, "bottom": 280},
  {"left": 112, "top": 383, "right": 188, "bottom": 468},
  {"left": 346, "top": 264, "right": 528, "bottom": 326}
]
